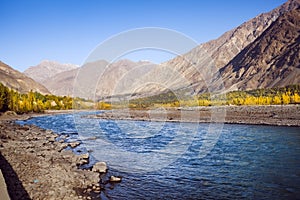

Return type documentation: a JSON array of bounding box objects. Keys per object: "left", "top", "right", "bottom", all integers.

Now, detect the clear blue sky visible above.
[{"left": 0, "top": 0, "right": 286, "bottom": 71}]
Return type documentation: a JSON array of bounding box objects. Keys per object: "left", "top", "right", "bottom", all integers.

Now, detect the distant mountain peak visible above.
[
  {"left": 24, "top": 60, "right": 79, "bottom": 84},
  {"left": 39, "top": 59, "right": 79, "bottom": 66}
]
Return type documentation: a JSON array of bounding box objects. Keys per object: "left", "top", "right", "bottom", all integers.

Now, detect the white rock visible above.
[
  {"left": 110, "top": 176, "right": 122, "bottom": 182},
  {"left": 92, "top": 162, "right": 107, "bottom": 173},
  {"left": 76, "top": 153, "right": 90, "bottom": 165},
  {"left": 48, "top": 137, "right": 56, "bottom": 142},
  {"left": 80, "top": 153, "right": 89, "bottom": 159}
]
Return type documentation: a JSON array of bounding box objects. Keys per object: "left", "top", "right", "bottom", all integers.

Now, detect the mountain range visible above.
[{"left": 0, "top": 0, "right": 299, "bottom": 100}]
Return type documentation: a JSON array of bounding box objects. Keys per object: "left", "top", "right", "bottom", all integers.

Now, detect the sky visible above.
[{"left": 0, "top": 0, "right": 286, "bottom": 71}]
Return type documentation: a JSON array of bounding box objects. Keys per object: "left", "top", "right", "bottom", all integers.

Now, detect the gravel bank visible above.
[
  {"left": 0, "top": 119, "right": 101, "bottom": 200},
  {"left": 89, "top": 105, "right": 300, "bottom": 126}
]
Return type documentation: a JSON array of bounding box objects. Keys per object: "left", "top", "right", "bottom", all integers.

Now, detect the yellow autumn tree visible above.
[
  {"left": 294, "top": 93, "right": 300, "bottom": 103},
  {"left": 282, "top": 92, "right": 290, "bottom": 104},
  {"left": 97, "top": 101, "right": 112, "bottom": 110}
]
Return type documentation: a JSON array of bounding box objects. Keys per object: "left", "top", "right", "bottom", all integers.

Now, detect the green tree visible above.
[{"left": 0, "top": 83, "right": 9, "bottom": 112}]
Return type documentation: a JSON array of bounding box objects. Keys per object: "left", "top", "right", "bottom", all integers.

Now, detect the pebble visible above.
[{"left": 69, "top": 142, "right": 80, "bottom": 148}]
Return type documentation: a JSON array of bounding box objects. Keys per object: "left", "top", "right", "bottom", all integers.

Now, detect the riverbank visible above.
[
  {"left": 88, "top": 105, "right": 300, "bottom": 126},
  {"left": 0, "top": 109, "right": 79, "bottom": 121},
  {"left": 0, "top": 114, "right": 102, "bottom": 200}
]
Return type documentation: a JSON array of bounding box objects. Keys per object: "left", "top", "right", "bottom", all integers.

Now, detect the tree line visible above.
[
  {"left": 0, "top": 83, "right": 73, "bottom": 114},
  {"left": 119, "top": 85, "right": 300, "bottom": 109},
  {"left": 2, "top": 83, "right": 299, "bottom": 113}
]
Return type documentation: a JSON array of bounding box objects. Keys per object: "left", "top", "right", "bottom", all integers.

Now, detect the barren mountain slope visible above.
[
  {"left": 24, "top": 60, "right": 78, "bottom": 84},
  {"left": 0, "top": 61, "right": 50, "bottom": 94},
  {"left": 216, "top": 8, "right": 300, "bottom": 91}
]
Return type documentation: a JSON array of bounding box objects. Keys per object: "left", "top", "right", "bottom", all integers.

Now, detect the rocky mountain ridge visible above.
[
  {"left": 160, "top": 0, "right": 300, "bottom": 94},
  {"left": 44, "top": 59, "right": 155, "bottom": 99},
  {"left": 216, "top": 8, "right": 300, "bottom": 91},
  {"left": 0, "top": 61, "right": 50, "bottom": 94}
]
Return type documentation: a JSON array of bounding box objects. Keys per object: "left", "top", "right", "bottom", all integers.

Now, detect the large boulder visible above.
[{"left": 92, "top": 162, "right": 107, "bottom": 173}]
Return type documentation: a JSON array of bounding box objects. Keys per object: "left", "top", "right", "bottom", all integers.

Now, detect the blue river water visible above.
[{"left": 17, "top": 112, "right": 300, "bottom": 200}]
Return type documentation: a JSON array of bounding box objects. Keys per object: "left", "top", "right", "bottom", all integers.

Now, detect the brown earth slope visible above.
[
  {"left": 160, "top": 0, "right": 300, "bottom": 93},
  {"left": 217, "top": 8, "right": 300, "bottom": 91},
  {"left": 0, "top": 61, "right": 50, "bottom": 94}
]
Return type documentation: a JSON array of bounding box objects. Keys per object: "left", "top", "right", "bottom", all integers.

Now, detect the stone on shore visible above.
[
  {"left": 3, "top": 111, "right": 17, "bottom": 116},
  {"left": 76, "top": 153, "right": 90, "bottom": 165},
  {"left": 68, "top": 142, "right": 80, "bottom": 148},
  {"left": 80, "top": 153, "right": 89, "bottom": 160},
  {"left": 48, "top": 136, "right": 56, "bottom": 142},
  {"left": 92, "top": 162, "right": 107, "bottom": 173}
]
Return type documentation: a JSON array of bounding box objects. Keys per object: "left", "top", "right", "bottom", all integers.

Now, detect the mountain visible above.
[
  {"left": 93, "top": 59, "right": 155, "bottom": 99},
  {"left": 160, "top": 0, "right": 300, "bottom": 93},
  {"left": 107, "top": 0, "right": 300, "bottom": 97},
  {"left": 42, "top": 67, "right": 79, "bottom": 97},
  {"left": 0, "top": 61, "right": 50, "bottom": 94},
  {"left": 43, "top": 59, "right": 154, "bottom": 99},
  {"left": 35, "top": 0, "right": 300, "bottom": 99},
  {"left": 216, "top": 8, "right": 300, "bottom": 91},
  {"left": 44, "top": 60, "right": 109, "bottom": 98},
  {"left": 24, "top": 60, "right": 78, "bottom": 84}
]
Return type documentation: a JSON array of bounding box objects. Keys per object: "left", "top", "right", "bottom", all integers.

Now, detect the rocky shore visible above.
[
  {"left": 89, "top": 105, "right": 300, "bottom": 126},
  {"left": 0, "top": 117, "right": 103, "bottom": 200}
]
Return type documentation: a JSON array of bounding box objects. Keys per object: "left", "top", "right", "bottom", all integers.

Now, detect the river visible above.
[{"left": 17, "top": 112, "right": 300, "bottom": 199}]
